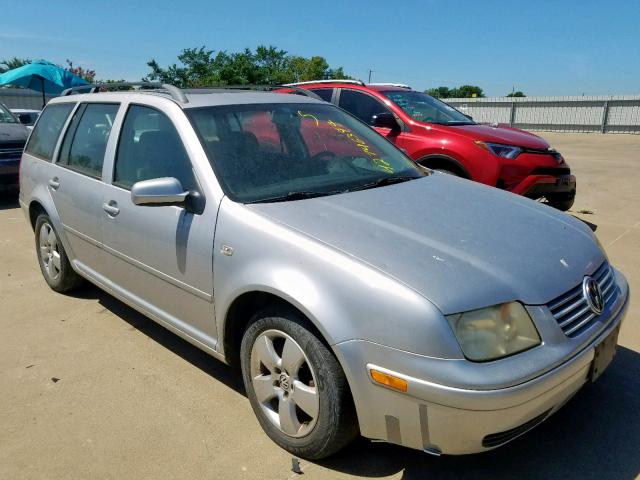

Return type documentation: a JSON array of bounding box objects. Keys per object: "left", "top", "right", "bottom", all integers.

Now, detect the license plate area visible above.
[
  {"left": 556, "top": 175, "right": 575, "bottom": 187},
  {"left": 589, "top": 325, "right": 620, "bottom": 382}
]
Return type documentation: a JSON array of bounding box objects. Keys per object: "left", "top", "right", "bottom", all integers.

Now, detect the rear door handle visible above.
[
  {"left": 102, "top": 201, "right": 120, "bottom": 217},
  {"left": 48, "top": 177, "right": 60, "bottom": 190}
]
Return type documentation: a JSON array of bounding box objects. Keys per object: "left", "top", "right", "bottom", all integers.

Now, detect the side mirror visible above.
[
  {"left": 371, "top": 112, "right": 400, "bottom": 132},
  {"left": 131, "top": 177, "right": 189, "bottom": 207},
  {"left": 463, "top": 113, "right": 473, "bottom": 121}
]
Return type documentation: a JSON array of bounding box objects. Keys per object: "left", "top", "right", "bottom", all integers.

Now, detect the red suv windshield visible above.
[{"left": 382, "top": 90, "right": 475, "bottom": 125}]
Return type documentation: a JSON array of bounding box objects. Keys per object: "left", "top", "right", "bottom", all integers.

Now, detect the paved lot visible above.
[{"left": 1, "top": 132, "right": 639, "bottom": 480}]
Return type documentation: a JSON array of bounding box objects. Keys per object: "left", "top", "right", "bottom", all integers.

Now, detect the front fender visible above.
[{"left": 213, "top": 199, "right": 464, "bottom": 360}]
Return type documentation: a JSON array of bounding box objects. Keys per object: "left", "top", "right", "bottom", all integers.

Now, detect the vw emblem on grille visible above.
[{"left": 583, "top": 276, "right": 604, "bottom": 315}]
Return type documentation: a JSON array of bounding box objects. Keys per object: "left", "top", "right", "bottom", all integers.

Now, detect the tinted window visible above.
[
  {"left": 188, "top": 103, "right": 423, "bottom": 203},
  {"left": 25, "top": 103, "right": 74, "bottom": 161},
  {"left": 58, "top": 103, "right": 119, "bottom": 178},
  {"left": 310, "top": 88, "right": 333, "bottom": 102},
  {"left": 338, "top": 90, "right": 390, "bottom": 125},
  {"left": 0, "top": 103, "right": 18, "bottom": 123},
  {"left": 114, "top": 105, "right": 195, "bottom": 190},
  {"left": 382, "top": 90, "right": 475, "bottom": 125}
]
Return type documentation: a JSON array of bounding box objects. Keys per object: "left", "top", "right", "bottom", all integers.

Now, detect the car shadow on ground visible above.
[
  {"left": 0, "top": 191, "right": 19, "bottom": 210},
  {"left": 71, "top": 285, "right": 638, "bottom": 480},
  {"left": 572, "top": 214, "right": 598, "bottom": 232},
  {"left": 70, "top": 285, "right": 246, "bottom": 396}
]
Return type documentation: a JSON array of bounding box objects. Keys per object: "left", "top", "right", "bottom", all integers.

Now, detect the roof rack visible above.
[
  {"left": 59, "top": 82, "right": 327, "bottom": 104},
  {"left": 60, "top": 82, "right": 189, "bottom": 104},
  {"left": 181, "top": 84, "right": 324, "bottom": 101},
  {"left": 368, "top": 83, "right": 412, "bottom": 89},
  {"left": 283, "top": 79, "right": 365, "bottom": 87}
]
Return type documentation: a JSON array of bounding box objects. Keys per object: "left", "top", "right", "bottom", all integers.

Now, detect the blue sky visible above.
[{"left": 1, "top": 0, "right": 638, "bottom": 96}]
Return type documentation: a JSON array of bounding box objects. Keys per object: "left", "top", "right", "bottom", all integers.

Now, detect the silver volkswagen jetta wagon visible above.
[{"left": 19, "top": 83, "right": 629, "bottom": 459}]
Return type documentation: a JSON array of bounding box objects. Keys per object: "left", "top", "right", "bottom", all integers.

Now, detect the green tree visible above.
[
  {"left": 507, "top": 91, "right": 526, "bottom": 97},
  {"left": 0, "top": 57, "right": 31, "bottom": 73},
  {"left": 145, "top": 46, "right": 352, "bottom": 87},
  {"left": 451, "top": 85, "right": 484, "bottom": 98},
  {"left": 425, "top": 86, "right": 452, "bottom": 98}
]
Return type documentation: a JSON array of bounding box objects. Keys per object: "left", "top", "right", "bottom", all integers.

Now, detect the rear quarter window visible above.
[{"left": 25, "top": 103, "right": 75, "bottom": 161}]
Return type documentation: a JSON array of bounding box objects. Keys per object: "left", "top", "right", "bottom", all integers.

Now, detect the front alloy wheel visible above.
[
  {"left": 240, "top": 310, "right": 358, "bottom": 459},
  {"left": 250, "top": 330, "right": 319, "bottom": 437}
]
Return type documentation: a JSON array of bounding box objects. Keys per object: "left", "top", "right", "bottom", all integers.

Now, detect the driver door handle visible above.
[
  {"left": 103, "top": 202, "right": 120, "bottom": 217},
  {"left": 48, "top": 177, "right": 60, "bottom": 190}
]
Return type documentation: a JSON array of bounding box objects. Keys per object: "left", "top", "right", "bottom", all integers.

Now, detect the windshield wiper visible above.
[
  {"left": 246, "top": 190, "right": 342, "bottom": 204},
  {"left": 347, "top": 175, "right": 421, "bottom": 192}
]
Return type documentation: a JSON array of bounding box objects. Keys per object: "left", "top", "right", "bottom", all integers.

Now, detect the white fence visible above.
[{"left": 445, "top": 95, "right": 640, "bottom": 134}]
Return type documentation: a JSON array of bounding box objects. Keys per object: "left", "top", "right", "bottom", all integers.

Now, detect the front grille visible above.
[
  {"left": 0, "top": 142, "right": 25, "bottom": 160},
  {"left": 547, "top": 262, "right": 618, "bottom": 337},
  {"left": 482, "top": 409, "right": 552, "bottom": 448},
  {"left": 531, "top": 167, "right": 571, "bottom": 176}
]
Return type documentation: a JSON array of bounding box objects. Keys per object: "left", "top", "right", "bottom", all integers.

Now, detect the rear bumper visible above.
[{"left": 334, "top": 287, "right": 628, "bottom": 455}]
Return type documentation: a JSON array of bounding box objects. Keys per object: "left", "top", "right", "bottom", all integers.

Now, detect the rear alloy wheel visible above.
[
  {"left": 35, "top": 214, "right": 83, "bottom": 292},
  {"left": 240, "top": 310, "right": 358, "bottom": 459}
]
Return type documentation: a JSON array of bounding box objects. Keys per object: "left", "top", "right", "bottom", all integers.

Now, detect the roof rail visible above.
[
  {"left": 181, "top": 84, "right": 324, "bottom": 101},
  {"left": 368, "top": 83, "right": 412, "bottom": 89},
  {"left": 60, "top": 82, "right": 188, "bottom": 104},
  {"left": 283, "top": 79, "right": 365, "bottom": 87}
]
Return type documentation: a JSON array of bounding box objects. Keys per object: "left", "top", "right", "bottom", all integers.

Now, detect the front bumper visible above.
[
  {"left": 334, "top": 281, "right": 629, "bottom": 455},
  {"left": 0, "top": 158, "right": 20, "bottom": 189},
  {"left": 514, "top": 173, "right": 576, "bottom": 199}
]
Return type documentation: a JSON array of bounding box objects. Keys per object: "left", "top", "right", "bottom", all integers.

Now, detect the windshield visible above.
[
  {"left": 188, "top": 103, "right": 425, "bottom": 203},
  {"left": 382, "top": 91, "right": 475, "bottom": 125},
  {"left": 0, "top": 103, "right": 18, "bottom": 124}
]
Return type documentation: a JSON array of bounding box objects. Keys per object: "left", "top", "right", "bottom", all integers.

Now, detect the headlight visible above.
[
  {"left": 474, "top": 141, "right": 522, "bottom": 159},
  {"left": 446, "top": 302, "right": 540, "bottom": 361}
]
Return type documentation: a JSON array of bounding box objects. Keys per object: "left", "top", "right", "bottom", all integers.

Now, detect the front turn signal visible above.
[{"left": 370, "top": 369, "right": 408, "bottom": 392}]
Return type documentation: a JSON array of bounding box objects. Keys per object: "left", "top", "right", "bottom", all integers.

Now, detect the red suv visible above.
[{"left": 283, "top": 80, "right": 576, "bottom": 210}]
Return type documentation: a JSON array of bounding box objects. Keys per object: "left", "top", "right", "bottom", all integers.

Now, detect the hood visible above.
[
  {"left": 248, "top": 175, "right": 604, "bottom": 314},
  {"left": 443, "top": 123, "right": 550, "bottom": 150},
  {"left": 0, "top": 122, "right": 30, "bottom": 143}
]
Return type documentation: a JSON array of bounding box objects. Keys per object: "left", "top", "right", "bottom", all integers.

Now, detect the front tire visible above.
[
  {"left": 546, "top": 193, "right": 575, "bottom": 211},
  {"left": 240, "top": 309, "right": 358, "bottom": 459},
  {"left": 34, "top": 214, "right": 83, "bottom": 292}
]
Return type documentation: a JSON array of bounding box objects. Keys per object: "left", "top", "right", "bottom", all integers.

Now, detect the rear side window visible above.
[
  {"left": 25, "top": 103, "right": 74, "bottom": 161},
  {"left": 338, "top": 90, "right": 390, "bottom": 126},
  {"left": 58, "top": 103, "right": 119, "bottom": 178},
  {"left": 310, "top": 88, "right": 333, "bottom": 102},
  {"left": 113, "top": 105, "right": 195, "bottom": 190}
]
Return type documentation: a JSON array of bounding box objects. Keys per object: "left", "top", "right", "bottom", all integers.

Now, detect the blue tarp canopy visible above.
[{"left": 0, "top": 59, "right": 88, "bottom": 107}]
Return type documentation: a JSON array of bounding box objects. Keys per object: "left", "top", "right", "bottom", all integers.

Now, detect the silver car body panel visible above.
[{"left": 19, "top": 89, "right": 630, "bottom": 455}]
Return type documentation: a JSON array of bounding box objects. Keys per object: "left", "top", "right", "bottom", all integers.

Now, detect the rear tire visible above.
[
  {"left": 240, "top": 308, "right": 358, "bottom": 459},
  {"left": 546, "top": 193, "right": 575, "bottom": 211},
  {"left": 34, "top": 214, "right": 84, "bottom": 292}
]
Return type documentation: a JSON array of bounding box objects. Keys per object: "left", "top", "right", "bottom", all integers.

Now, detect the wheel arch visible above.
[
  {"left": 416, "top": 154, "right": 471, "bottom": 179},
  {"left": 222, "top": 289, "right": 332, "bottom": 368}
]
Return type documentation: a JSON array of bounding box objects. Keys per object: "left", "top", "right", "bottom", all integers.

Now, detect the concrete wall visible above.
[
  {"left": 445, "top": 95, "right": 640, "bottom": 134},
  {"left": 0, "top": 89, "right": 54, "bottom": 110}
]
